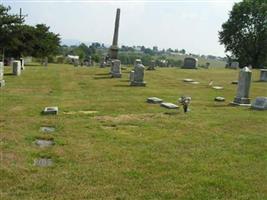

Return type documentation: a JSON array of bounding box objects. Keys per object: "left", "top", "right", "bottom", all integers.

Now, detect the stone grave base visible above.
[
  {"left": 0, "top": 80, "right": 5, "bottom": 87},
  {"left": 130, "top": 81, "right": 146, "bottom": 87},
  {"left": 230, "top": 97, "right": 251, "bottom": 106},
  {"left": 111, "top": 73, "right": 122, "bottom": 78},
  {"left": 43, "top": 107, "right": 59, "bottom": 115}
]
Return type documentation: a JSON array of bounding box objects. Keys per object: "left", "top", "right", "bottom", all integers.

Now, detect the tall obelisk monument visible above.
[{"left": 109, "top": 8, "right": 120, "bottom": 59}]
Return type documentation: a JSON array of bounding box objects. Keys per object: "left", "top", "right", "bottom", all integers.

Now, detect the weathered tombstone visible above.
[
  {"left": 35, "top": 139, "right": 55, "bottom": 148},
  {"left": 231, "top": 66, "right": 252, "bottom": 106},
  {"left": 0, "top": 62, "right": 5, "bottom": 87},
  {"left": 134, "top": 59, "right": 142, "bottom": 67},
  {"left": 20, "top": 58, "right": 25, "bottom": 70},
  {"left": 111, "top": 59, "right": 122, "bottom": 78},
  {"left": 147, "top": 97, "right": 163, "bottom": 104},
  {"left": 43, "top": 107, "right": 59, "bottom": 115},
  {"left": 230, "top": 62, "right": 239, "bottom": 69},
  {"left": 160, "top": 102, "right": 179, "bottom": 109},
  {"left": 12, "top": 61, "right": 21, "bottom": 76},
  {"left": 73, "top": 59, "right": 79, "bottom": 67},
  {"left": 44, "top": 57, "right": 48, "bottom": 67},
  {"left": 34, "top": 158, "right": 53, "bottom": 167},
  {"left": 109, "top": 8, "right": 120, "bottom": 59},
  {"left": 147, "top": 60, "right": 156, "bottom": 70},
  {"left": 251, "top": 97, "right": 267, "bottom": 110},
  {"left": 40, "top": 126, "right": 55, "bottom": 133},
  {"left": 158, "top": 59, "right": 168, "bottom": 67},
  {"left": 259, "top": 69, "right": 267, "bottom": 82},
  {"left": 130, "top": 63, "right": 146, "bottom": 86},
  {"left": 182, "top": 57, "right": 198, "bottom": 69},
  {"left": 100, "top": 56, "right": 106, "bottom": 68},
  {"left": 129, "top": 70, "right": 135, "bottom": 82},
  {"left": 214, "top": 97, "right": 225, "bottom": 102}
]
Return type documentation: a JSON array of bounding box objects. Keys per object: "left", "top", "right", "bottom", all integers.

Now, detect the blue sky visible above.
[{"left": 1, "top": 0, "right": 241, "bottom": 56}]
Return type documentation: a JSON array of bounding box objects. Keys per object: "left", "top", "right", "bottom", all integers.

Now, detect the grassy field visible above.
[{"left": 1, "top": 63, "right": 267, "bottom": 200}]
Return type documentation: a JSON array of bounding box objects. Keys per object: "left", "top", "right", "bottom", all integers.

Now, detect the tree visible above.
[
  {"left": 219, "top": 0, "right": 267, "bottom": 68},
  {"left": 32, "top": 24, "right": 61, "bottom": 62},
  {"left": 0, "top": 4, "right": 24, "bottom": 59}
]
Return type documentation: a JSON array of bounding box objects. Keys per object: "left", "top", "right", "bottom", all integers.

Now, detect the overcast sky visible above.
[{"left": 1, "top": 0, "right": 241, "bottom": 56}]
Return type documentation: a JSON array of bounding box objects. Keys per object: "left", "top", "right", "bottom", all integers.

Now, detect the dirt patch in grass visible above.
[{"left": 95, "top": 113, "right": 159, "bottom": 123}]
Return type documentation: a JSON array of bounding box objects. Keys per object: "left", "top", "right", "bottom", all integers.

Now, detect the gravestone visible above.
[
  {"left": 12, "top": 61, "right": 21, "bottom": 76},
  {"left": 230, "top": 62, "right": 239, "bottom": 69},
  {"left": 35, "top": 139, "right": 55, "bottom": 148},
  {"left": 44, "top": 57, "right": 48, "bottom": 67},
  {"left": 134, "top": 59, "right": 142, "bottom": 67},
  {"left": 259, "top": 69, "right": 267, "bottom": 82},
  {"left": 147, "top": 97, "right": 163, "bottom": 104},
  {"left": 40, "top": 126, "right": 56, "bottom": 133},
  {"left": 160, "top": 102, "right": 179, "bottom": 109},
  {"left": 182, "top": 57, "right": 198, "bottom": 69},
  {"left": 109, "top": 8, "right": 121, "bottom": 59},
  {"left": 0, "top": 62, "right": 5, "bottom": 87},
  {"left": 111, "top": 59, "right": 122, "bottom": 78},
  {"left": 215, "top": 97, "right": 225, "bottom": 102},
  {"left": 231, "top": 66, "right": 252, "bottom": 106},
  {"left": 251, "top": 97, "right": 267, "bottom": 110},
  {"left": 147, "top": 60, "right": 156, "bottom": 70},
  {"left": 129, "top": 70, "right": 135, "bottom": 82},
  {"left": 20, "top": 58, "right": 25, "bottom": 70},
  {"left": 34, "top": 158, "right": 53, "bottom": 167},
  {"left": 183, "top": 79, "right": 194, "bottom": 82},
  {"left": 130, "top": 63, "right": 146, "bottom": 86},
  {"left": 43, "top": 107, "right": 59, "bottom": 115}
]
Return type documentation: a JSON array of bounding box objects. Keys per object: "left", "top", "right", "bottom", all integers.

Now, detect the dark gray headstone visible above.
[
  {"left": 251, "top": 97, "right": 267, "bottom": 110},
  {"left": 182, "top": 57, "right": 198, "bottom": 69},
  {"left": 259, "top": 69, "right": 267, "bottom": 82}
]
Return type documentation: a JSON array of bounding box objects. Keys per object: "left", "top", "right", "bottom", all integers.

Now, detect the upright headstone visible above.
[
  {"left": 111, "top": 59, "right": 122, "bottom": 78},
  {"left": 182, "top": 57, "right": 198, "bottom": 69},
  {"left": 12, "top": 61, "right": 21, "bottom": 76},
  {"left": 251, "top": 97, "right": 267, "bottom": 110},
  {"left": 130, "top": 63, "right": 146, "bottom": 86},
  {"left": 231, "top": 67, "right": 252, "bottom": 106},
  {"left": 259, "top": 69, "right": 267, "bottom": 82},
  {"left": 109, "top": 8, "right": 121, "bottom": 59},
  {"left": 134, "top": 59, "right": 142, "bottom": 67},
  {"left": 0, "top": 62, "right": 5, "bottom": 87},
  {"left": 20, "top": 58, "right": 25, "bottom": 70},
  {"left": 129, "top": 70, "right": 135, "bottom": 82},
  {"left": 44, "top": 57, "right": 48, "bottom": 67},
  {"left": 147, "top": 60, "right": 156, "bottom": 70},
  {"left": 230, "top": 62, "right": 239, "bottom": 69}
]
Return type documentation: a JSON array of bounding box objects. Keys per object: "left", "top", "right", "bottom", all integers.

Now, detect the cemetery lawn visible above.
[{"left": 1, "top": 63, "right": 267, "bottom": 200}]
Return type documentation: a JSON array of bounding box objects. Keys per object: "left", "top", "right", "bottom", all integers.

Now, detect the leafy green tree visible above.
[
  {"left": 0, "top": 4, "right": 23, "bottom": 59},
  {"left": 219, "top": 0, "right": 267, "bottom": 68},
  {"left": 32, "top": 24, "right": 61, "bottom": 63}
]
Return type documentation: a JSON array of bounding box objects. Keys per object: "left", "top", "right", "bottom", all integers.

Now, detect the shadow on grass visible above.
[
  {"left": 114, "top": 84, "right": 131, "bottom": 87},
  {"left": 25, "top": 64, "right": 40, "bottom": 67},
  {"left": 164, "top": 112, "right": 179, "bottom": 115},
  {"left": 4, "top": 73, "right": 14, "bottom": 76},
  {"left": 94, "top": 76, "right": 111, "bottom": 80},
  {"left": 253, "top": 80, "right": 266, "bottom": 83},
  {"left": 95, "top": 73, "right": 110, "bottom": 76},
  {"left": 120, "top": 80, "right": 130, "bottom": 82}
]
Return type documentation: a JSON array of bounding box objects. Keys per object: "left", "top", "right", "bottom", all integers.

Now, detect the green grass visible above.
[{"left": 0, "top": 63, "right": 266, "bottom": 200}]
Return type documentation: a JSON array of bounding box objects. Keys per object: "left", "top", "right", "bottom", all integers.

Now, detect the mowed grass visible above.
[{"left": 0, "top": 63, "right": 267, "bottom": 200}]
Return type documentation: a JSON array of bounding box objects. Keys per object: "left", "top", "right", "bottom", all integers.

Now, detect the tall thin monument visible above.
[{"left": 109, "top": 8, "right": 120, "bottom": 59}]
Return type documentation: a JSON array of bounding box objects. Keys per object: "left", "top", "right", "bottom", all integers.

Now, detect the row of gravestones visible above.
[
  {"left": 34, "top": 107, "right": 59, "bottom": 167},
  {"left": 0, "top": 59, "right": 25, "bottom": 88},
  {"left": 231, "top": 66, "right": 267, "bottom": 110},
  {"left": 109, "top": 58, "right": 147, "bottom": 86}
]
